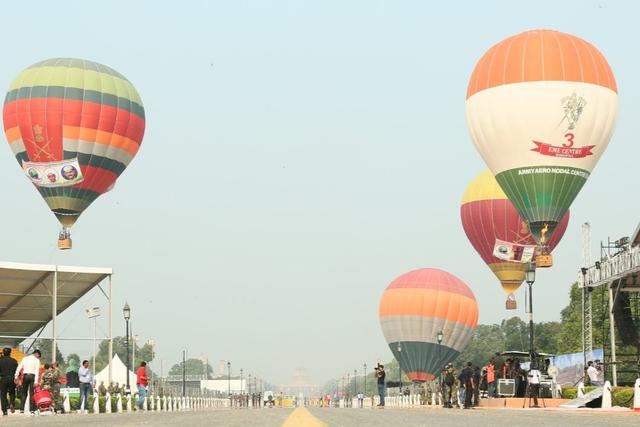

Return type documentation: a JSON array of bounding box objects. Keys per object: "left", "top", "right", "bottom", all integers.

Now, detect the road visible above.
[{"left": 0, "top": 407, "right": 636, "bottom": 426}]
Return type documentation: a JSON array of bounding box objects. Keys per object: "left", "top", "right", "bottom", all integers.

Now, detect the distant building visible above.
[{"left": 278, "top": 368, "right": 321, "bottom": 397}]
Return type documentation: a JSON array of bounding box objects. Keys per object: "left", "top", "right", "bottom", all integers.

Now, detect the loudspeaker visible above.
[{"left": 497, "top": 379, "right": 515, "bottom": 397}]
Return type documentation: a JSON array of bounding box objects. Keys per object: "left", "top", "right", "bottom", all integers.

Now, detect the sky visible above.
[{"left": 1, "top": 0, "right": 639, "bottom": 386}]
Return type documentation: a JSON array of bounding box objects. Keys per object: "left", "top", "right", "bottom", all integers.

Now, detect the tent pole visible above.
[
  {"left": 52, "top": 268, "right": 57, "bottom": 363},
  {"left": 108, "top": 274, "right": 113, "bottom": 384}
]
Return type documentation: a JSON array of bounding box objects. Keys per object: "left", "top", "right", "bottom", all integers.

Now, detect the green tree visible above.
[
  {"left": 32, "top": 339, "right": 64, "bottom": 364},
  {"left": 93, "top": 336, "right": 154, "bottom": 372},
  {"left": 169, "top": 358, "right": 213, "bottom": 378}
]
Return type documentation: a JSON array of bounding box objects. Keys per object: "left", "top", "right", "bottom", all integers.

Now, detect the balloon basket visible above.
[
  {"left": 505, "top": 299, "right": 517, "bottom": 310},
  {"left": 536, "top": 254, "right": 553, "bottom": 268},
  {"left": 58, "top": 238, "right": 72, "bottom": 250}
]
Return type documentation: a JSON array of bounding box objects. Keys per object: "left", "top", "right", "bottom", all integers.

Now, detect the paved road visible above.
[{"left": 0, "top": 407, "right": 636, "bottom": 426}]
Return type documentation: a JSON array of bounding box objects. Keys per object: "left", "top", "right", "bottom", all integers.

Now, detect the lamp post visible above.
[
  {"left": 85, "top": 307, "right": 100, "bottom": 376},
  {"left": 363, "top": 363, "right": 367, "bottom": 398},
  {"left": 182, "top": 350, "right": 186, "bottom": 397},
  {"left": 227, "top": 361, "right": 231, "bottom": 397},
  {"left": 122, "top": 302, "right": 131, "bottom": 394},
  {"left": 525, "top": 263, "right": 536, "bottom": 362},
  {"left": 147, "top": 339, "right": 155, "bottom": 394},
  {"left": 437, "top": 330, "right": 443, "bottom": 384},
  {"left": 240, "top": 368, "right": 244, "bottom": 394},
  {"left": 248, "top": 374, "right": 252, "bottom": 394},
  {"left": 353, "top": 369, "right": 357, "bottom": 399},
  {"left": 397, "top": 342, "right": 402, "bottom": 395}
]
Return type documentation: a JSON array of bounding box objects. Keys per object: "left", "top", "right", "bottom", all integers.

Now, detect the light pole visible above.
[
  {"left": 525, "top": 263, "right": 536, "bottom": 362},
  {"left": 437, "top": 330, "right": 443, "bottom": 384},
  {"left": 363, "top": 363, "right": 367, "bottom": 398},
  {"left": 397, "top": 342, "right": 402, "bottom": 395},
  {"left": 240, "top": 368, "right": 244, "bottom": 394},
  {"left": 85, "top": 307, "right": 100, "bottom": 375},
  {"left": 147, "top": 339, "right": 155, "bottom": 394},
  {"left": 132, "top": 334, "right": 139, "bottom": 368},
  {"left": 122, "top": 303, "right": 131, "bottom": 394},
  {"left": 353, "top": 369, "right": 357, "bottom": 397},
  {"left": 227, "top": 361, "right": 231, "bottom": 397},
  {"left": 182, "top": 350, "right": 186, "bottom": 397}
]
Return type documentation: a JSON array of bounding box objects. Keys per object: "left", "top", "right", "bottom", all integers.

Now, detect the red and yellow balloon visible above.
[{"left": 461, "top": 171, "right": 569, "bottom": 307}]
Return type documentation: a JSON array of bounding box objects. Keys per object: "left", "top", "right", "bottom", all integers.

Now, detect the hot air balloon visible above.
[
  {"left": 3, "top": 58, "right": 145, "bottom": 249},
  {"left": 379, "top": 268, "right": 478, "bottom": 382},
  {"left": 461, "top": 170, "right": 569, "bottom": 309},
  {"left": 466, "top": 30, "right": 617, "bottom": 265}
]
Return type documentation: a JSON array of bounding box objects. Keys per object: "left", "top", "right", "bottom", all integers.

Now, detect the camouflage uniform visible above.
[{"left": 41, "top": 367, "right": 63, "bottom": 411}]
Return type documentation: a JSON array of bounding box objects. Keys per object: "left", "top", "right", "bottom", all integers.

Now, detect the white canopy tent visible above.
[{"left": 95, "top": 354, "right": 138, "bottom": 393}]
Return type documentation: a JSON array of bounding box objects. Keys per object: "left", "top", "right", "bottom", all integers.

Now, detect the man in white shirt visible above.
[
  {"left": 78, "top": 360, "right": 94, "bottom": 413},
  {"left": 586, "top": 361, "right": 602, "bottom": 386},
  {"left": 527, "top": 364, "right": 541, "bottom": 408},
  {"left": 14, "top": 350, "right": 41, "bottom": 414}
]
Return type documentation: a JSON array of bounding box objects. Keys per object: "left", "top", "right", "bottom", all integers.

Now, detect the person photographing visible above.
[
  {"left": 375, "top": 364, "right": 385, "bottom": 407},
  {"left": 527, "top": 362, "right": 541, "bottom": 408}
]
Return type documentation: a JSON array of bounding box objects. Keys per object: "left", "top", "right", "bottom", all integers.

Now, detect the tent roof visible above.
[
  {"left": 95, "top": 354, "right": 138, "bottom": 392},
  {"left": 0, "top": 261, "right": 112, "bottom": 346}
]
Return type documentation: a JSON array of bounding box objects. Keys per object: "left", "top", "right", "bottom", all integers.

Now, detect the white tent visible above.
[{"left": 95, "top": 354, "right": 138, "bottom": 393}]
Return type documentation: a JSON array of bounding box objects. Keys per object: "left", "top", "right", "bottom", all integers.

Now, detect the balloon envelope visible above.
[
  {"left": 379, "top": 268, "right": 478, "bottom": 382},
  {"left": 461, "top": 170, "right": 569, "bottom": 295},
  {"left": 466, "top": 30, "right": 617, "bottom": 244},
  {"left": 3, "top": 58, "right": 145, "bottom": 228}
]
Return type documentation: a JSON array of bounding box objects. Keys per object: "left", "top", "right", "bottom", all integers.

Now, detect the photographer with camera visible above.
[
  {"left": 526, "top": 362, "right": 541, "bottom": 408},
  {"left": 375, "top": 364, "right": 386, "bottom": 407}
]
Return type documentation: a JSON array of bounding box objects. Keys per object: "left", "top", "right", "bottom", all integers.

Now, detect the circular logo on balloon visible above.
[
  {"left": 45, "top": 169, "right": 57, "bottom": 183},
  {"left": 61, "top": 165, "right": 78, "bottom": 181},
  {"left": 27, "top": 168, "right": 40, "bottom": 181},
  {"left": 497, "top": 246, "right": 510, "bottom": 254}
]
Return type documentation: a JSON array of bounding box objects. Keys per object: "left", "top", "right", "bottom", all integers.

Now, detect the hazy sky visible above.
[{"left": 2, "top": 1, "right": 638, "bottom": 386}]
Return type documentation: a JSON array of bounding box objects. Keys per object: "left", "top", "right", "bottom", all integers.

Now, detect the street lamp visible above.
[
  {"left": 437, "top": 330, "right": 443, "bottom": 385},
  {"left": 397, "top": 342, "right": 402, "bottom": 395},
  {"left": 227, "top": 361, "right": 231, "bottom": 397},
  {"left": 85, "top": 307, "right": 100, "bottom": 376},
  {"left": 525, "top": 263, "right": 536, "bottom": 362},
  {"left": 353, "top": 369, "right": 357, "bottom": 398},
  {"left": 363, "top": 363, "right": 367, "bottom": 398},
  {"left": 248, "top": 374, "right": 252, "bottom": 394},
  {"left": 147, "top": 339, "right": 155, "bottom": 394},
  {"left": 580, "top": 266, "right": 589, "bottom": 384},
  {"left": 240, "top": 368, "right": 244, "bottom": 394},
  {"left": 122, "top": 302, "right": 131, "bottom": 394}
]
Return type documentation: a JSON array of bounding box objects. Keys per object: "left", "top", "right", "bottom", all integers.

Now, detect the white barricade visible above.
[
  {"left": 63, "top": 391, "right": 71, "bottom": 413},
  {"left": 156, "top": 395, "right": 161, "bottom": 411},
  {"left": 106, "top": 392, "right": 112, "bottom": 413},
  {"left": 93, "top": 391, "right": 99, "bottom": 413},
  {"left": 602, "top": 381, "right": 612, "bottom": 408},
  {"left": 117, "top": 394, "right": 123, "bottom": 413},
  {"left": 127, "top": 395, "right": 132, "bottom": 412},
  {"left": 633, "top": 378, "right": 640, "bottom": 412},
  {"left": 577, "top": 382, "right": 585, "bottom": 398}
]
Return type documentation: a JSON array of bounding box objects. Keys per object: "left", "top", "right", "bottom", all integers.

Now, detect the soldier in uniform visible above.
[{"left": 50, "top": 362, "right": 63, "bottom": 413}]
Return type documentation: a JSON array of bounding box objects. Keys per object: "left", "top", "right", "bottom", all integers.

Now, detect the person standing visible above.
[
  {"left": 375, "top": 364, "right": 385, "bottom": 407},
  {"left": 461, "top": 362, "right": 475, "bottom": 409},
  {"left": 586, "top": 361, "right": 602, "bottom": 386},
  {"left": 136, "top": 361, "right": 149, "bottom": 409},
  {"left": 442, "top": 365, "right": 455, "bottom": 408},
  {"left": 15, "top": 349, "right": 40, "bottom": 414},
  {"left": 472, "top": 366, "right": 481, "bottom": 407},
  {"left": 492, "top": 353, "right": 504, "bottom": 381},
  {"left": 78, "top": 360, "right": 94, "bottom": 413},
  {"left": 527, "top": 363, "right": 541, "bottom": 408},
  {"left": 49, "top": 362, "right": 63, "bottom": 413},
  {"left": 486, "top": 363, "right": 496, "bottom": 397},
  {"left": 0, "top": 348, "right": 17, "bottom": 415}
]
